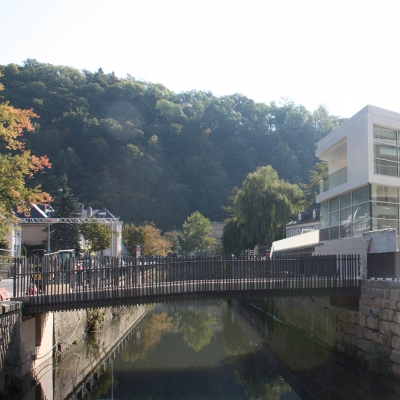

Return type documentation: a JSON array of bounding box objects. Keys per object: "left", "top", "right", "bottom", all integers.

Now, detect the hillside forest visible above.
[{"left": 0, "top": 60, "right": 341, "bottom": 235}]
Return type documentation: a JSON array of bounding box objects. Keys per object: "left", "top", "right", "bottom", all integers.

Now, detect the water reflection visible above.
[
  {"left": 21, "top": 301, "right": 400, "bottom": 399},
  {"left": 82, "top": 302, "right": 301, "bottom": 400}
]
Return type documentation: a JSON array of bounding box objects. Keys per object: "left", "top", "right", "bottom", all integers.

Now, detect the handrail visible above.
[{"left": 13, "top": 255, "right": 361, "bottom": 314}]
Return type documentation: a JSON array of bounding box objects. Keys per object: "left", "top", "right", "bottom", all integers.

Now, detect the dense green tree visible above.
[
  {"left": 223, "top": 166, "right": 304, "bottom": 254},
  {"left": 182, "top": 211, "right": 215, "bottom": 254},
  {"left": 79, "top": 222, "right": 111, "bottom": 256},
  {"left": 222, "top": 217, "right": 249, "bottom": 256},
  {"left": 0, "top": 60, "right": 339, "bottom": 231},
  {"left": 164, "top": 230, "right": 185, "bottom": 254},
  {"left": 48, "top": 175, "right": 81, "bottom": 253},
  {"left": 0, "top": 236, "right": 9, "bottom": 255},
  {"left": 182, "top": 155, "right": 230, "bottom": 221},
  {"left": 122, "top": 223, "right": 143, "bottom": 256}
]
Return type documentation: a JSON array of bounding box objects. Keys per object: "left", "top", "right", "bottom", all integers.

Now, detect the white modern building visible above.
[
  {"left": 317, "top": 105, "right": 400, "bottom": 240},
  {"left": 271, "top": 105, "right": 400, "bottom": 274}
]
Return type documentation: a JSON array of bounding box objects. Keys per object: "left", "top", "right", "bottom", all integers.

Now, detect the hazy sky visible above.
[{"left": 2, "top": 0, "right": 400, "bottom": 118}]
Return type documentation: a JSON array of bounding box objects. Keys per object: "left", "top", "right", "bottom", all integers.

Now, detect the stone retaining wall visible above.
[
  {"left": 265, "top": 296, "right": 339, "bottom": 347},
  {"left": 253, "top": 280, "right": 400, "bottom": 376},
  {"left": 234, "top": 300, "right": 400, "bottom": 399},
  {"left": 335, "top": 279, "right": 400, "bottom": 376}
]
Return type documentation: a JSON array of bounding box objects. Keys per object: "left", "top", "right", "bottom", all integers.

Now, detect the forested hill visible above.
[{"left": 0, "top": 60, "right": 341, "bottom": 230}]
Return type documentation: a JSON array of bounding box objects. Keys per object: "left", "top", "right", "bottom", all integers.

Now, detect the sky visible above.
[{"left": 2, "top": 0, "right": 400, "bottom": 118}]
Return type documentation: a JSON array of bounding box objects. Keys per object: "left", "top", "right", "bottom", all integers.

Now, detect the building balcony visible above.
[{"left": 320, "top": 166, "right": 347, "bottom": 194}]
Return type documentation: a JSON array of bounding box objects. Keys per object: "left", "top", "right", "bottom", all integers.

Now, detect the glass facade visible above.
[
  {"left": 319, "top": 184, "right": 400, "bottom": 241},
  {"left": 374, "top": 125, "right": 400, "bottom": 177}
]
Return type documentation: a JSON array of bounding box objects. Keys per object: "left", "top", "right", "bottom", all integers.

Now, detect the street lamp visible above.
[{"left": 46, "top": 189, "right": 62, "bottom": 253}]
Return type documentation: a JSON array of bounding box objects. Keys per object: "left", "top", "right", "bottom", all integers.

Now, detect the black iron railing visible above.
[{"left": 13, "top": 255, "right": 360, "bottom": 314}]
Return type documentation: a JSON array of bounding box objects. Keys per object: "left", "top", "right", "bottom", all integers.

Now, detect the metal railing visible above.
[{"left": 13, "top": 255, "right": 360, "bottom": 314}]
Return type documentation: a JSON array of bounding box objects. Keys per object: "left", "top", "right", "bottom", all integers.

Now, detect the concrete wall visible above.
[
  {"left": 0, "top": 305, "right": 148, "bottom": 398},
  {"left": 52, "top": 305, "right": 148, "bottom": 400},
  {"left": 0, "top": 310, "right": 54, "bottom": 394},
  {"left": 53, "top": 309, "right": 87, "bottom": 352},
  {"left": 20, "top": 224, "right": 47, "bottom": 246}
]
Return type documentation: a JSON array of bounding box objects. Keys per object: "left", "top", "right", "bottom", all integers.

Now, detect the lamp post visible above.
[{"left": 46, "top": 189, "right": 62, "bottom": 253}]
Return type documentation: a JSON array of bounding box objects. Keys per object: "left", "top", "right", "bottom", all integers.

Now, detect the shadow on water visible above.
[
  {"left": 16, "top": 301, "right": 400, "bottom": 399},
  {"left": 234, "top": 299, "right": 400, "bottom": 400}
]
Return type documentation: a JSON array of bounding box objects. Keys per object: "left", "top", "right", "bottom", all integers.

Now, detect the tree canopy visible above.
[
  {"left": 223, "top": 166, "right": 304, "bottom": 255},
  {"left": 182, "top": 211, "right": 215, "bottom": 254},
  {"left": 47, "top": 175, "right": 81, "bottom": 253},
  {"left": 0, "top": 60, "right": 341, "bottom": 231},
  {"left": 122, "top": 222, "right": 171, "bottom": 256},
  {"left": 0, "top": 77, "right": 51, "bottom": 236},
  {"left": 79, "top": 222, "right": 112, "bottom": 256}
]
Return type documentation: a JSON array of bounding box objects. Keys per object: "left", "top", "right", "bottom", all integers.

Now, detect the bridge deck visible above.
[{"left": 12, "top": 255, "right": 361, "bottom": 314}]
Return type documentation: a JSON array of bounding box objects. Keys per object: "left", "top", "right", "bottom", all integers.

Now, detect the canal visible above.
[{"left": 25, "top": 301, "right": 400, "bottom": 399}]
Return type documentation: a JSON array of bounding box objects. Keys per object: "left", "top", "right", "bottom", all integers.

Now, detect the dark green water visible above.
[
  {"left": 84, "top": 302, "right": 304, "bottom": 400},
  {"left": 29, "top": 301, "right": 400, "bottom": 399}
]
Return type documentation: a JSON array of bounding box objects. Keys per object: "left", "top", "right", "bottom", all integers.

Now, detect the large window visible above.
[
  {"left": 320, "top": 184, "right": 399, "bottom": 241},
  {"left": 374, "top": 125, "right": 400, "bottom": 177}
]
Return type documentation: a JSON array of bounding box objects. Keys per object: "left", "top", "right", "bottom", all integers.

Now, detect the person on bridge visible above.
[{"left": 27, "top": 278, "right": 38, "bottom": 295}]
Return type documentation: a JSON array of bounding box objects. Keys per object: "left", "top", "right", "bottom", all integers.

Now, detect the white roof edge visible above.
[{"left": 271, "top": 230, "right": 320, "bottom": 254}]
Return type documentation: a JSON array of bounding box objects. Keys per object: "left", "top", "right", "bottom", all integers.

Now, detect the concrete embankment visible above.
[{"left": 0, "top": 304, "right": 148, "bottom": 399}]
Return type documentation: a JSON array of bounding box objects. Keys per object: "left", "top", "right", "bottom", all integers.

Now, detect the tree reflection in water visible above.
[
  {"left": 222, "top": 306, "right": 300, "bottom": 400},
  {"left": 61, "top": 303, "right": 306, "bottom": 400},
  {"left": 179, "top": 309, "right": 216, "bottom": 352},
  {"left": 121, "top": 312, "right": 174, "bottom": 362},
  {"left": 84, "top": 369, "right": 115, "bottom": 400}
]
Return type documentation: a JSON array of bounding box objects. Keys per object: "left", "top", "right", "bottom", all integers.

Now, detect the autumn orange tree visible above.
[
  {"left": 0, "top": 78, "right": 51, "bottom": 235},
  {"left": 122, "top": 222, "right": 171, "bottom": 256}
]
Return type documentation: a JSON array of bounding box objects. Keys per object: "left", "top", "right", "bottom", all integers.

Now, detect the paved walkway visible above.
[
  {"left": 0, "top": 278, "right": 13, "bottom": 297},
  {"left": 0, "top": 278, "right": 22, "bottom": 315}
]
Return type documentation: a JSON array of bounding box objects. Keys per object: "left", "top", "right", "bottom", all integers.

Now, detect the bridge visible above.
[{"left": 12, "top": 255, "right": 361, "bottom": 314}]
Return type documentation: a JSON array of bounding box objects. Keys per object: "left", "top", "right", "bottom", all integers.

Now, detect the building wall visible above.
[
  {"left": 21, "top": 224, "right": 47, "bottom": 246},
  {"left": 5, "top": 224, "right": 21, "bottom": 257},
  {"left": 271, "top": 229, "right": 319, "bottom": 254},
  {"left": 286, "top": 221, "right": 319, "bottom": 237},
  {"left": 313, "top": 236, "right": 366, "bottom": 256},
  {"left": 316, "top": 105, "right": 400, "bottom": 204}
]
